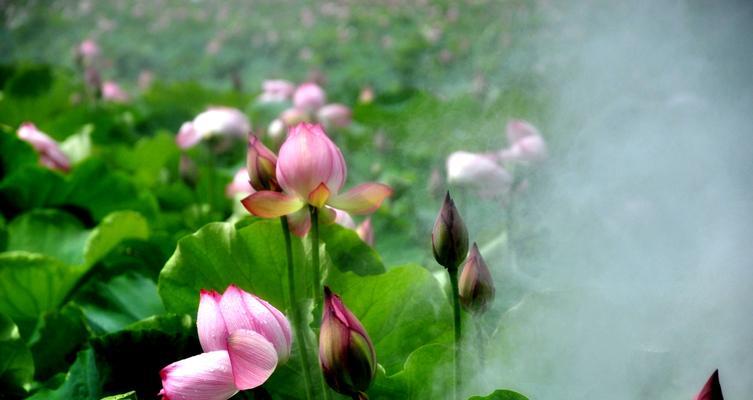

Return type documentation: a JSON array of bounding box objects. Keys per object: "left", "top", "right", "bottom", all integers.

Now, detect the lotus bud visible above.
[
  {"left": 506, "top": 119, "right": 539, "bottom": 143},
  {"left": 247, "top": 136, "right": 279, "bottom": 192},
  {"left": 16, "top": 122, "right": 71, "bottom": 172},
  {"left": 695, "top": 370, "right": 723, "bottom": 400},
  {"left": 356, "top": 218, "right": 374, "bottom": 246},
  {"left": 192, "top": 107, "right": 251, "bottom": 141},
  {"left": 500, "top": 119, "right": 547, "bottom": 163},
  {"left": 75, "top": 39, "right": 100, "bottom": 67},
  {"left": 317, "top": 103, "right": 352, "bottom": 128},
  {"left": 101, "top": 80, "right": 129, "bottom": 103},
  {"left": 359, "top": 86, "right": 375, "bottom": 104},
  {"left": 432, "top": 191, "right": 469, "bottom": 269},
  {"left": 293, "top": 82, "right": 327, "bottom": 112},
  {"left": 446, "top": 151, "right": 512, "bottom": 196},
  {"left": 319, "top": 287, "right": 376, "bottom": 398},
  {"left": 259, "top": 79, "right": 295, "bottom": 103},
  {"left": 458, "top": 243, "right": 495, "bottom": 314}
]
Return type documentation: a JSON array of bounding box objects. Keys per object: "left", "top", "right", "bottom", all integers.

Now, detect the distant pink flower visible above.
[
  {"left": 16, "top": 123, "right": 70, "bottom": 172},
  {"left": 241, "top": 123, "right": 391, "bottom": 236},
  {"left": 176, "top": 107, "right": 251, "bottom": 149},
  {"left": 293, "top": 82, "right": 326, "bottom": 112},
  {"left": 356, "top": 218, "right": 374, "bottom": 246},
  {"left": 317, "top": 104, "right": 352, "bottom": 129},
  {"left": 259, "top": 79, "right": 295, "bottom": 103},
  {"left": 226, "top": 168, "right": 253, "bottom": 198},
  {"left": 446, "top": 151, "right": 512, "bottom": 196},
  {"left": 499, "top": 119, "right": 547, "bottom": 163},
  {"left": 160, "top": 286, "right": 291, "bottom": 400},
  {"left": 101, "top": 81, "right": 129, "bottom": 102},
  {"left": 695, "top": 369, "right": 723, "bottom": 400},
  {"left": 75, "top": 39, "right": 100, "bottom": 65}
]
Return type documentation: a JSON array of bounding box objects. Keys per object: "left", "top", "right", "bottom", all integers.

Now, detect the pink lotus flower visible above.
[
  {"left": 226, "top": 168, "right": 253, "bottom": 198},
  {"left": 446, "top": 151, "right": 512, "bottom": 196},
  {"left": 293, "top": 82, "right": 326, "bottom": 112},
  {"left": 101, "top": 81, "right": 129, "bottom": 102},
  {"left": 317, "top": 103, "right": 352, "bottom": 129},
  {"left": 259, "top": 79, "right": 295, "bottom": 103},
  {"left": 356, "top": 218, "right": 374, "bottom": 246},
  {"left": 241, "top": 123, "right": 392, "bottom": 236},
  {"left": 16, "top": 123, "right": 70, "bottom": 172},
  {"left": 695, "top": 369, "right": 723, "bottom": 400},
  {"left": 75, "top": 39, "right": 100, "bottom": 65},
  {"left": 176, "top": 107, "right": 251, "bottom": 149},
  {"left": 160, "top": 286, "right": 291, "bottom": 400},
  {"left": 246, "top": 136, "right": 278, "bottom": 192},
  {"left": 499, "top": 119, "right": 547, "bottom": 163}
]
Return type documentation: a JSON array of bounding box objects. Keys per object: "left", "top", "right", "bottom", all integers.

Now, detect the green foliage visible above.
[
  {"left": 468, "top": 390, "right": 530, "bottom": 400},
  {"left": 0, "top": 313, "right": 34, "bottom": 398}
]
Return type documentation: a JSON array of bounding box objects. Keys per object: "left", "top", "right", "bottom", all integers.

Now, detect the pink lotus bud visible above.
[
  {"left": 317, "top": 104, "right": 352, "bottom": 128},
  {"left": 16, "top": 123, "right": 70, "bottom": 172},
  {"left": 159, "top": 351, "right": 238, "bottom": 400},
  {"left": 247, "top": 136, "right": 278, "bottom": 192},
  {"left": 458, "top": 243, "right": 495, "bottom": 314},
  {"left": 293, "top": 82, "right": 326, "bottom": 112},
  {"left": 101, "top": 80, "right": 129, "bottom": 102},
  {"left": 356, "top": 218, "right": 374, "bottom": 246},
  {"left": 225, "top": 168, "right": 254, "bottom": 198},
  {"left": 320, "top": 287, "right": 376, "bottom": 398},
  {"left": 446, "top": 151, "right": 512, "bottom": 195},
  {"left": 500, "top": 119, "right": 547, "bottom": 163},
  {"left": 505, "top": 119, "right": 540, "bottom": 143},
  {"left": 695, "top": 370, "right": 723, "bottom": 400},
  {"left": 75, "top": 39, "right": 100, "bottom": 65},
  {"left": 176, "top": 108, "right": 251, "bottom": 149},
  {"left": 259, "top": 79, "right": 295, "bottom": 103},
  {"left": 197, "top": 290, "right": 230, "bottom": 352},
  {"left": 334, "top": 209, "right": 356, "bottom": 229},
  {"left": 432, "top": 191, "right": 469, "bottom": 269},
  {"left": 280, "top": 107, "right": 310, "bottom": 126}
]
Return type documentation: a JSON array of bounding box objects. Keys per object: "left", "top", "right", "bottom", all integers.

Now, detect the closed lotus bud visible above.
[
  {"left": 446, "top": 151, "right": 512, "bottom": 197},
  {"left": 317, "top": 103, "right": 352, "bottom": 128},
  {"left": 695, "top": 370, "right": 723, "bottom": 400},
  {"left": 247, "top": 136, "right": 279, "bottom": 191},
  {"left": 176, "top": 107, "right": 251, "bottom": 149},
  {"left": 259, "top": 79, "right": 295, "bottom": 103},
  {"left": 432, "top": 191, "right": 469, "bottom": 269},
  {"left": 101, "top": 80, "right": 129, "bottom": 103},
  {"left": 75, "top": 39, "right": 100, "bottom": 68},
  {"left": 320, "top": 287, "right": 376, "bottom": 398},
  {"left": 356, "top": 218, "right": 374, "bottom": 246},
  {"left": 293, "top": 82, "right": 327, "bottom": 112},
  {"left": 16, "top": 122, "right": 70, "bottom": 172},
  {"left": 499, "top": 119, "right": 547, "bottom": 163},
  {"left": 458, "top": 243, "right": 495, "bottom": 314}
]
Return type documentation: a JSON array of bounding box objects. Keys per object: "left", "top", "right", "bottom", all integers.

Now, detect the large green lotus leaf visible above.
[
  {"left": 28, "top": 304, "right": 90, "bottom": 381},
  {"left": 326, "top": 264, "right": 453, "bottom": 374},
  {"left": 369, "top": 343, "right": 452, "bottom": 400},
  {"left": 468, "top": 390, "right": 529, "bottom": 400},
  {"left": 319, "top": 223, "right": 385, "bottom": 276},
  {"left": 6, "top": 209, "right": 89, "bottom": 265},
  {"left": 0, "top": 313, "right": 34, "bottom": 398},
  {"left": 27, "top": 348, "right": 100, "bottom": 400},
  {"left": 83, "top": 211, "right": 150, "bottom": 267},
  {"left": 0, "top": 131, "right": 39, "bottom": 179},
  {"left": 158, "top": 219, "right": 308, "bottom": 315},
  {"left": 107, "top": 132, "right": 180, "bottom": 188}
]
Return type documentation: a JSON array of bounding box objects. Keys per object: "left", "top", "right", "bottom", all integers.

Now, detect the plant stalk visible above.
[
  {"left": 448, "top": 265, "right": 462, "bottom": 400},
  {"left": 280, "top": 217, "right": 315, "bottom": 400},
  {"left": 309, "top": 206, "right": 323, "bottom": 311}
]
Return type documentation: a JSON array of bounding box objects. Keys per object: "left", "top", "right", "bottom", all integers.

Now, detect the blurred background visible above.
[{"left": 2, "top": 0, "right": 752, "bottom": 399}]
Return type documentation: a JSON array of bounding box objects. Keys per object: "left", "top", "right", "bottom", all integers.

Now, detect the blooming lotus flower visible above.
[
  {"left": 293, "top": 82, "right": 326, "bottom": 112},
  {"left": 16, "top": 123, "right": 70, "bottom": 172},
  {"left": 159, "top": 286, "right": 291, "bottom": 400},
  {"left": 432, "top": 191, "right": 469, "bottom": 269},
  {"left": 259, "top": 79, "right": 295, "bottom": 103},
  {"left": 320, "top": 287, "right": 376, "bottom": 398},
  {"left": 226, "top": 168, "right": 253, "bottom": 198},
  {"left": 499, "top": 119, "right": 547, "bottom": 163},
  {"left": 446, "top": 151, "right": 512, "bottom": 196},
  {"left": 101, "top": 81, "right": 129, "bottom": 102},
  {"left": 695, "top": 370, "right": 723, "bottom": 400},
  {"left": 317, "top": 103, "right": 352, "bottom": 129},
  {"left": 176, "top": 107, "right": 251, "bottom": 149},
  {"left": 458, "top": 243, "right": 495, "bottom": 314},
  {"left": 241, "top": 123, "right": 392, "bottom": 236},
  {"left": 356, "top": 218, "right": 374, "bottom": 246}
]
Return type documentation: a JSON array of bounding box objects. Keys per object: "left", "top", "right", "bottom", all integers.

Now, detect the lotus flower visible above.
[
  {"left": 293, "top": 82, "right": 327, "bottom": 112},
  {"left": 446, "top": 151, "right": 512, "bottom": 197},
  {"left": 499, "top": 119, "right": 547, "bottom": 163},
  {"left": 458, "top": 243, "right": 495, "bottom": 314},
  {"left": 317, "top": 103, "right": 352, "bottom": 129},
  {"left": 695, "top": 370, "right": 723, "bottom": 400},
  {"left": 259, "top": 79, "right": 295, "bottom": 103},
  {"left": 176, "top": 107, "right": 251, "bottom": 149},
  {"left": 241, "top": 123, "right": 391, "bottom": 236},
  {"left": 432, "top": 191, "right": 469, "bottom": 269},
  {"left": 246, "top": 136, "right": 278, "bottom": 192},
  {"left": 159, "top": 286, "right": 291, "bottom": 400},
  {"left": 16, "top": 123, "right": 70, "bottom": 172},
  {"left": 75, "top": 39, "right": 100, "bottom": 66},
  {"left": 320, "top": 287, "right": 376, "bottom": 398},
  {"left": 101, "top": 81, "right": 129, "bottom": 103}
]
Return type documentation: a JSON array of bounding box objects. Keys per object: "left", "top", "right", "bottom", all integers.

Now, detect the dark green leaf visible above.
[
  {"left": 467, "top": 389, "right": 529, "bottom": 400},
  {"left": 27, "top": 348, "right": 100, "bottom": 400},
  {"left": 6, "top": 209, "right": 89, "bottom": 265},
  {"left": 0, "top": 313, "right": 34, "bottom": 398},
  {"left": 319, "top": 223, "right": 385, "bottom": 276},
  {"left": 28, "top": 305, "right": 90, "bottom": 381}
]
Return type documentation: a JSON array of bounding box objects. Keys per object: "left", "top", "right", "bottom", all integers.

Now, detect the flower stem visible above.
[
  {"left": 309, "top": 206, "right": 323, "bottom": 312},
  {"left": 448, "top": 266, "right": 462, "bottom": 400},
  {"left": 280, "top": 217, "right": 315, "bottom": 400}
]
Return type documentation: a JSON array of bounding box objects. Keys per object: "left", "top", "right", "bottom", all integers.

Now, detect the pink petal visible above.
[
  {"left": 227, "top": 329, "right": 279, "bottom": 390},
  {"left": 197, "top": 290, "right": 229, "bottom": 352},
  {"left": 176, "top": 122, "right": 201, "bottom": 149},
  {"left": 287, "top": 208, "right": 311, "bottom": 237},
  {"left": 307, "top": 182, "right": 331, "bottom": 208},
  {"left": 240, "top": 191, "right": 304, "bottom": 218},
  {"left": 160, "top": 351, "right": 238, "bottom": 400},
  {"left": 356, "top": 218, "right": 374, "bottom": 246},
  {"left": 334, "top": 209, "right": 356, "bottom": 229},
  {"left": 506, "top": 119, "right": 540, "bottom": 143},
  {"left": 219, "top": 285, "right": 292, "bottom": 361},
  {"left": 293, "top": 82, "right": 326, "bottom": 112},
  {"left": 328, "top": 183, "right": 393, "bottom": 215}
]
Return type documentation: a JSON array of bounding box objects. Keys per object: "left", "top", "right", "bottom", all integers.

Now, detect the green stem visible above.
[
  {"left": 309, "top": 206, "right": 323, "bottom": 311},
  {"left": 281, "top": 217, "right": 315, "bottom": 400},
  {"left": 448, "top": 266, "right": 462, "bottom": 400}
]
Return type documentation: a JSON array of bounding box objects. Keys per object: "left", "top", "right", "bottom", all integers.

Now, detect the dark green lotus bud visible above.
[
  {"left": 432, "top": 191, "right": 469, "bottom": 269},
  {"left": 320, "top": 287, "right": 377, "bottom": 399},
  {"left": 459, "top": 243, "right": 495, "bottom": 314}
]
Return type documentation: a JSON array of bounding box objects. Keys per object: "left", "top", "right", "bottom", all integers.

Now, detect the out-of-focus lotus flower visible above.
[
  {"left": 319, "top": 287, "right": 376, "bottom": 398},
  {"left": 334, "top": 209, "right": 356, "bottom": 229},
  {"left": 247, "top": 136, "right": 278, "bottom": 192},
  {"left": 356, "top": 218, "right": 374, "bottom": 246},
  {"left": 446, "top": 151, "right": 512, "bottom": 196},
  {"left": 432, "top": 191, "right": 469, "bottom": 269},
  {"left": 176, "top": 107, "right": 251, "bottom": 149},
  {"left": 160, "top": 286, "right": 291, "bottom": 399},
  {"left": 458, "top": 243, "right": 495, "bottom": 314},
  {"left": 317, "top": 103, "right": 352, "bottom": 129},
  {"left": 226, "top": 168, "right": 253, "bottom": 198},
  {"left": 695, "top": 370, "right": 723, "bottom": 400},
  {"left": 241, "top": 123, "right": 392, "bottom": 236},
  {"left": 359, "top": 86, "right": 375, "bottom": 104},
  {"left": 75, "top": 39, "right": 100, "bottom": 65},
  {"left": 499, "top": 119, "right": 547, "bottom": 163},
  {"left": 267, "top": 118, "right": 286, "bottom": 145},
  {"left": 280, "top": 107, "right": 310, "bottom": 127},
  {"left": 101, "top": 81, "right": 129, "bottom": 102},
  {"left": 16, "top": 123, "right": 70, "bottom": 172},
  {"left": 259, "top": 79, "right": 295, "bottom": 103},
  {"left": 293, "top": 82, "right": 326, "bottom": 112}
]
